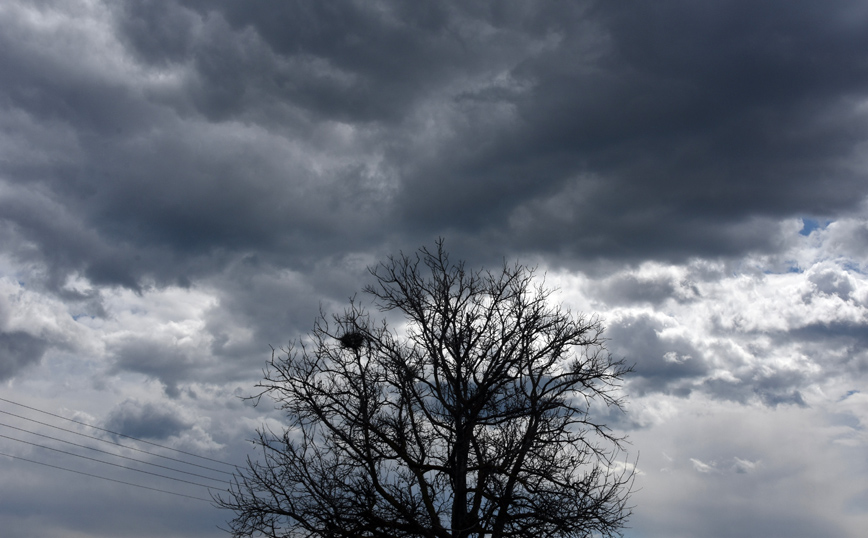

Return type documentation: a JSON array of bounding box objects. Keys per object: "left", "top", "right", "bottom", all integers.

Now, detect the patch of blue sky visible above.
[
  {"left": 762, "top": 259, "right": 803, "bottom": 275},
  {"left": 841, "top": 261, "right": 866, "bottom": 275},
  {"left": 799, "top": 217, "right": 832, "bottom": 236}
]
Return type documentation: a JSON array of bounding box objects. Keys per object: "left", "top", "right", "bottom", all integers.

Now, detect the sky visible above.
[{"left": 1, "top": 1, "right": 868, "bottom": 536}]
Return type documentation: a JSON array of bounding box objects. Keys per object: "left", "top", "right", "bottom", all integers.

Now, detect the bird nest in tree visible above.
[{"left": 338, "top": 331, "right": 365, "bottom": 350}]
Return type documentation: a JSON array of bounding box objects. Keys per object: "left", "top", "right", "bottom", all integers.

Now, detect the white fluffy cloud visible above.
[{"left": 545, "top": 218, "right": 868, "bottom": 537}]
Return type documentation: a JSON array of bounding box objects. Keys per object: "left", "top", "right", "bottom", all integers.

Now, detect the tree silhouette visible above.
[{"left": 218, "top": 241, "right": 633, "bottom": 538}]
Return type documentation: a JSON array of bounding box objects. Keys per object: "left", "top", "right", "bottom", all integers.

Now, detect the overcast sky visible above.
[{"left": 2, "top": 1, "right": 868, "bottom": 536}]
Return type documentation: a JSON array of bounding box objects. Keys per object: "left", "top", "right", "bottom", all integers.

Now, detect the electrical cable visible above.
[
  {"left": 0, "top": 408, "right": 235, "bottom": 476},
  {"left": 0, "top": 449, "right": 214, "bottom": 502},
  {"left": 0, "top": 432, "right": 221, "bottom": 490},
  {"left": 0, "top": 396, "right": 234, "bottom": 467},
  {"left": 0, "top": 420, "right": 230, "bottom": 484}
]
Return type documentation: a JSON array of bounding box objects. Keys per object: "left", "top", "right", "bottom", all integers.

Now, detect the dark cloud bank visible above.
[{"left": 3, "top": 1, "right": 868, "bottom": 289}]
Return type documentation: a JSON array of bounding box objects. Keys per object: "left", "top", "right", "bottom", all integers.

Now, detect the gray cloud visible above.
[
  {"left": 702, "top": 371, "right": 809, "bottom": 408},
  {"left": 808, "top": 268, "right": 855, "bottom": 301},
  {"left": 597, "top": 273, "right": 700, "bottom": 306},
  {"left": 103, "top": 399, "right": 193, "bottom": 440},
  {"left": 0, "top": 331, "right": 49, "bottom": 380},
  {"left": 787, "top": 322, "right": 868, "bottom": 379},
  {"left": 607, "top": 313, "right": 708, "bottom": 397},
  {"left": 3, "top": 0, "right": 867, "bottom": 300},
  {"left": 108, "top": 338, "right": 210, "bottom": 398}
]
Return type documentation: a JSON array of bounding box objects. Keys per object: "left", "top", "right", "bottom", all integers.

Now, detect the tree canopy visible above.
[{"left": 219, "top": 241, "right": 633, "bottom": 538}]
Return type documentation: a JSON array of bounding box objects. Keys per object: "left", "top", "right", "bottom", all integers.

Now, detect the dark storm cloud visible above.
[
  {"left": 0, "top": 185, "right": 147, "bottom": 290},
  {"left": 489, "top": 0, "right": 868, "bottom": 261},
  {"left": 606, "top": 313, "right": 708, "bottom": 396},
  {"left": 3, "top": 0, "right": 868, "bottom": 298},
  {"left": 1, "top": 2, "right": 398, "bottom": 294},
  {"left": 0, "top": 331, "right": 49, "bottom": 380},
  {"left": 109, "top": 337, "right": 210, "bottom": 398},
  {"left": 786, "top": 321, "right": 868, "bottom": 378},
  {"left": 114, "top": 0, "right": 200, "bottom": 67},
  {"left": 702, "top": 370, "right": 809, "bottom": 408},
  {"left": 204, "top": 252, "right": 374, "bottom": 360},
  {"left": 597, "top": 272, "right": 700, "bottom": 306},
  {"left": 163, "top": 0, "right": 547, "bottom": 124},
  {"left": 103, "top": 399, "right": 193, "bottom": 440}
]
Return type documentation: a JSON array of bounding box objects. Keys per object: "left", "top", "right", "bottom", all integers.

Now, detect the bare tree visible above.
[{"left": 218, "top": 241, "right": 633, "bottom": 538}]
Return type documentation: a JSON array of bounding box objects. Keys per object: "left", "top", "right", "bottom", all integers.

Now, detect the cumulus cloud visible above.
[
  {"left": 0, "top": 331, "right": 49, "bottom": 380},
  {"left": 103, "top": 399, "right": 193, "bottom": 440},
  {"left": 606, "top": 312, "right": 708, "bottom": 397},
  {"left": 547, "top": 218, "right": 868, "bottom": 412},
  {"left": 0, "top": 274, "right": 95, "bottom": 379}
]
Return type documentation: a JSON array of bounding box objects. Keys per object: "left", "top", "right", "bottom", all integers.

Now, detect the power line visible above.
[
  {"left": 0, "top": 408, "right": 235, "bottom": 476},
  {"left": 0, "top": 420, "right": 230, "bottom": 485},
  {"left": 0, "top": 449, "right": 214, "bottom": 503},
  {"left": 1, "top": 432, "right": 221, "bottom": 490},
  {"left": 0, "top": 396, "right": 234, "bottom": 467}
]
